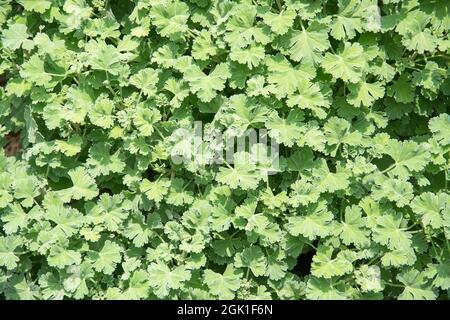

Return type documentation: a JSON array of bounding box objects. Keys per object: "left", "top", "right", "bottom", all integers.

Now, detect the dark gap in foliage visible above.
[
  {"left": 145, "top": 167, "right": 160, "bottom": 181},
  {"left": 3, "top": 132, "right": 22, "bottom": 157},
  {"left": 99, "top": 187, "right": 114, "bottom": 195},
  {"left": 292, "top": 246, "right": 317, "bottom": 277},
  {"left": 11, "top": 1, "right": 24, "bottom": 13},
  {"left": 29, "top": 258, "right": 44, "bottom": 282},
  {"left": 110, "top": 0, "right": 135, "bottom": 22},
  {"left": 0, "top": 73, "right": 8, "bottom": 87}
]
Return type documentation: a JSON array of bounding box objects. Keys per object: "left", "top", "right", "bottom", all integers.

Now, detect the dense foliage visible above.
[{"left": 0, "top": 0, "right": 449, "bottom": 300}]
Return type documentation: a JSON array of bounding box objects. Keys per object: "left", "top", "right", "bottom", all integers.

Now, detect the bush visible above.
[{"left": 0, "top": 0, "right": 449, "bottom": 300}]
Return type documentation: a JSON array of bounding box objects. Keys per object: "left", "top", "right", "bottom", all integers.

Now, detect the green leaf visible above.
[
  {"left": 88, "top": 240, "right": 122, "bottom": 274},
  {"left": 216, "top": 152, "right": 262, "bottom": 190},
  {"left": 229, "top": 45, "right": 265, "bottom": 69},
  {"left": 130, "top": 68, "right": 160, "bottom": 97},
  {"left": 224, "top": 4, "right": 271, "bottom": 48},
  {"left": 54, "top": 135, "right": 83, "bottom": 157},
  {"left": 87, "top": 42, "right": 122, "bottom": 75},
  {"left": 322, "top": 42, "right": 367, "bottom": 83},
  {"left": 46, "top": 205, "right": 85, "bottom": 237},
  {"left": 286, "top": 202, "right": 334, "bottom": 240},
  {"left": 397, "top": 268, "right": 437, "bottom": 300},
  {"left": 234, "top": 246, "right": 267, "bottom": 277},
  {"left": 140, "top": 178, "right": 170, "bottom": 203},
  {"left": 372, "top": 177, "right": 414, "bottom": 207},
  {"left": 266, "top": 110, "right": 304, "bottom": 147},
  {"left": 204, "top": 265, "right": 242, "bottom": 299},
  {"left": 89, "top": 97, "right": 114, "bottom": 128},
  {"left": 410, "top": 192, "right": 447, "bottom": 229},
  {"left": 133, "top": 106, "right": 162, "bottom": 136},
  {"left": 20, "top": 55, "right": 52, "bottom": 86},
  {"left": 0, "top": 236, "right": 22, "bottom": 270},
  {"left": 312, "top": 159, "right": 350, "bottom": 193},
  {"left": 48, "top": 246, "right": 82, "bottom": 268},
  {"left": 262, "top": 10, "right": 296, "bottom": 35},
  {"left": 398, "top": 11, "right": 437, "bottom": 54},
  {"left": 184, "top": 63, "right": 231, "bottom": 102},
  {"left": 383, "top": 140, "right": 430, "bottom": 173},
  {"left": 311, "top": 246, "right": 353, "bottom": 278},
  {"left": 147, "top": 262, "right": 191, "bottom": 298},
  {"left": 338, "top": 205, "right": 370, "bottom": 247},
  {"left": 431, "top": 255, "right": 450, "bottom": 290},
  {"left": 123, "top": 213, "right": 162, "bottom": 247},
  {"left": 286, "top": 80, "right": 331, "bottom": 119},
  {"left": 284, "top": 24, "right": 330, "bottom": 63},
  {"left": 58, "top": 167, "right": 99, "bottom": 202},
  {"left": 86, "top": 193, "right": 128, "bottom": 232},
  {"left": 149, "top": 1, "right": 189, "bottom": 40},
  {"left": 1, "top": 0, "right": 450, "bottom": 301},
  {"left": 305, "top": 277, "right": 347, "bottom": 300},
  {"left": 266, "top": 54, "right": 316, "bottom": 98},
  {"left": 355, "top": 265, "right": 384, "bottom": 293},
  {"left": 18, "top": 0, "right": 52, "bottom": 13},
  {"left": 2, "top": 204, "right": 28, "bottom": 235},
  {"left": 429, "top": 113, "right": 450, "bottom": 146},
  {"left": 192, "top": 30, "right": 217, "bottom": 61},
  {"left": 373, "top": 213, "right": 412, "bottom": 250},
  {"left": 123, "top": 270, "right": 150, "bottom": 300},
  {"left": 3, "top": 275, "right": 37, "bottom": 300},
  {"left": 1, "top": 23, "right": 29, "bottom": 50},
  {"left": 387, "top": 74, "right": 415, "bottom": 103},
  {"left": 86, "top": 143, "right": 126, "bottom": 177},
  {"left": 330, "top": 0, "right": 365, "bottom": 40},
  {"left": 347, "top": 81, "right": 385, "bottom": 107}
]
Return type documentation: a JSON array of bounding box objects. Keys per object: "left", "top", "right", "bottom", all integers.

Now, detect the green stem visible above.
[
  {"left": 367, "top": 255, "right": 380, "bottom": 266},
  {"left": 405, "top": 222, "right": 420, "bottom": 231},
  {"left": 381, "top": 164, "right": 395, "bottom": 174},
  {"left": 156, "top": 233, "right": 165, "bottom": 243},
  {"left": 81, "top": 126, "right": 87, "bottom": 139},
  {"left": 230, "top": 230, "right": 241, "bottom": 239},
  {"left": 304, "top": 240, "right": 317, "bottom": 251},
  {"left": 339, "top": 198, "right": 345, "bottom": 222},
  {"left": 13, "top": 251, "right": 29, "bottom": 255},
  {"left": 136, "top": 89, "right": 143, "bottom": 107},
  {"left": 154, "top": 126, "right": 165, "bottom": 140},
  {"left": 214, "top": 232, "right": 225, "bottom": 240},
  {"left": 182, "top": 179, "right": 193, "bottom": 191},
  {"left": 444, "top": 166, "right": 448, "bottom": 190},
  {"left": 405, "top": 66, "right": 422, "bottom": 72},
  {"left": 105, "top": 71, "right": 116, "bottom": 96},
  {"left": 45, "top": 164, "right": 50, "bottom": 178},
  {"left": 275, "top": 0, "right": 282, "bottom": 11},
  {"left": 197, "top": 184, "right": 203, "bottom": 196},
  {"left": 384, "top": 282, "right": 404, "bottom": 288},
  {"left": 45, "top": 72, "right": 66, "bottom": 77},
  {"left": 414, "top": 54, "right": 449, "bottom": 63},
  {"left": 223, "top": 160, "right": 233, "bottom": 169}
]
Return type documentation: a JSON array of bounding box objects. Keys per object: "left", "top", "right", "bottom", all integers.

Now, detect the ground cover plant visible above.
[{"left": 0, "top": 0, "right": 449, "bottom": 300}]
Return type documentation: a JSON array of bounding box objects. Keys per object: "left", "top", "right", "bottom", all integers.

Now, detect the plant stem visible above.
[
  {"left": 384, "top": 282, "right": 404, "bottom": 288},
  {"left": 275, "top": 0, "right": 282, "bottom": 11},
  {"left": 381, "top": 164, "right": 395, "bottom": 174}
]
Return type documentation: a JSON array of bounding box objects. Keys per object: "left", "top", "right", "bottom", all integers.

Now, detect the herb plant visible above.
[{"left": 0, "top": 0, "right": 449, "bottom": 300}]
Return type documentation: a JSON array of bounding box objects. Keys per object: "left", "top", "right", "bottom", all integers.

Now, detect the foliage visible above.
[{"left": 0, "top": 0, "right": 449, "bottom": 300}]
